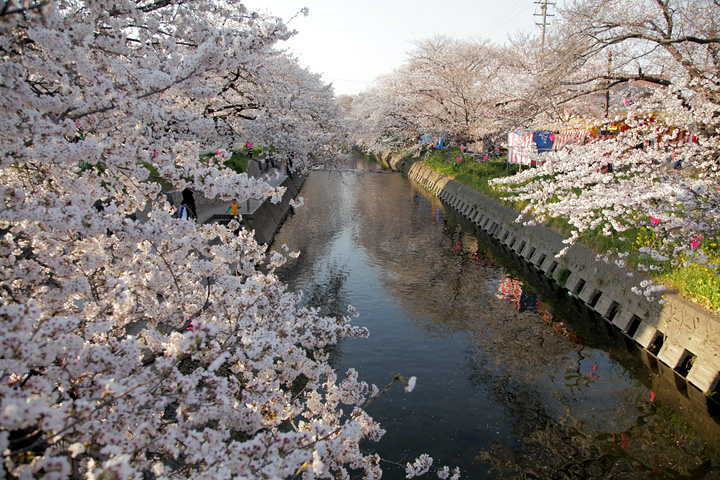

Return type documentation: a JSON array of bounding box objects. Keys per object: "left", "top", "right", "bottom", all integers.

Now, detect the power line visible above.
[{"left": 482, "top": 0, "right": 537, "bottom": 41}]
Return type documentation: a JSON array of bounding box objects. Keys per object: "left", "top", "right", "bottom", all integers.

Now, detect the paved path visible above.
[{"left": 195, "top": 170, "right": 288, "bottom": 224}]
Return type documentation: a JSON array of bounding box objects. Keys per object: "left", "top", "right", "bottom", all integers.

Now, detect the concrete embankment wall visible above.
[
  {"left": 371, "top": 151, "right": 407, "bottom": 172},
  {"left": 243, "top": 175, "right": 304, "bottom": 245},
  {"left": 376, "top": 155, "right": 720, "bottom": 394}
]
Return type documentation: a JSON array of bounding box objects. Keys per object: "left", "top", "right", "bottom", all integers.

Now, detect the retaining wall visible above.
[
  {"left": 393, "top": 158, "right": 720, "bottom": 394},
  {"left": 243, "top": 174, "right": 304, "bottom": 245}
]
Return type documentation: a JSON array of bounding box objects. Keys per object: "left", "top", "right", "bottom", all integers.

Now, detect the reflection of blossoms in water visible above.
[
  {"left": 474, "top": 251, "right": 495, "bottom": 267},
  {"left": 537, "top": 303, "right": 584, "bottom": 344},
  {"left": 494, "top": 273, "right": 585, "bottom": 343},
  {"left": 451, "top": 241, "right": 462, "bottom": 254},
  {"left": 496, "top": 274, "right": 539, "bottom": 313},
  {"left": 478, "top": 417, "right": 634, "bottom": 477},
  {"left": 476, "top": 385, "right": 702, "bottom": 478},
  {"left": 430, "top": 207, "right": 443, "bottom": 225}
]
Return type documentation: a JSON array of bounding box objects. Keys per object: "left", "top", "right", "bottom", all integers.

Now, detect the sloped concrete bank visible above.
[
  {"left": 371, "top": 151, "right": 406, "bottom": 171},
  {"left": 243, "top": 174, "right": 305, "bottom": 244},
  {"left": 374, "top": 154, "right": 720, "bottom": 395}
]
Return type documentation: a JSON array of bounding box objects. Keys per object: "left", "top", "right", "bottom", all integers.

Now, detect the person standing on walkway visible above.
[
  {"left": 286, "top": 152, "right": 294, "bottom": 179},
  {"left": 182, "top": 188, "right": 197, "bottom": 219},
  {"left": 226, "top": 200, "right": 239, "bottom": 217},
  {"left": 227, "top": 199, "right": 242, "bottom": 235},
  {"left": 178, "top": 202, "right": 189, "bottom": 220}
]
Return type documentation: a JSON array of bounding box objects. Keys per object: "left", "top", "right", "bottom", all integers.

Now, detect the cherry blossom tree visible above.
[
  {"left": 236, "top": 53, "right": 350, "bottom": 169},
  {"left": 349, "top": 36, "right": 543, "bottom": 151},
  {"left": 348, "top": 78, "right": 423, "bottom": 152},
  {"left": 401, "top": 36, "right": 493, "bottom": 139},
  {"left": 554, "top": 0, "right": 719, "bottom": 103},
  {"left": 0, "top": 2, "right": 447, "bottom": 479},
  {"left": 490, "top": 0, "right": 720, "bottom": 299},
  {"left": 194, "top": 40, "right": 348, "bottom": 168}
]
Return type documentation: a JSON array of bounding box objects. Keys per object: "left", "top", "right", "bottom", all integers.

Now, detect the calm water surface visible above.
[{"left": 272, "top": 155, "right": 720, "bottom": 479}]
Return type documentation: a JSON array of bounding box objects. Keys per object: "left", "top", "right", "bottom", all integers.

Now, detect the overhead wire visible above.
[{"left": 481, "top": 0, "right": 541, "bottom": 41}]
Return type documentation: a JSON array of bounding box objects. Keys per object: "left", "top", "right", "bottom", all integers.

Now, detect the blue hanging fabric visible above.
[{"left": 533, "top": 130, "right": 555, "bottom": 153}]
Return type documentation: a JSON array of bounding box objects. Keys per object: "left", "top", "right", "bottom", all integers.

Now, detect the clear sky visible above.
[{"left": 242, "top": 0, "right": 550, "bottom": 95}]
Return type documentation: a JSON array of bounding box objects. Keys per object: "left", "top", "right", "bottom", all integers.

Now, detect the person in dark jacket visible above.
[
  {"left": 286, "top": 153, "right": 294, "bottom": 179},
  {"left": 181, "top": 188, "right": 197, "bottom": 219}
]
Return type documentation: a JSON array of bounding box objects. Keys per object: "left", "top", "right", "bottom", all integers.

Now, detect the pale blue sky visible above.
[{"left": 242, "top": 1, "right": 549, "bottom": 95}]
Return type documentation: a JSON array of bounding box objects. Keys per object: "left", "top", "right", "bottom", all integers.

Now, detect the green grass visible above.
[
  {"left": 415, "top": 145, "right": 720, "bottom": 314},
  {"left": 202, "top": 145, "right": 276, "bottom": 174},
  {"left": 659, "top": 238, "right": 720, "bottom": 313},
  {"left": 419, "top": 147, "right": 521, "bottom": 201},
  {"left": 139, "top": 161, "right": 173, "bottom": 190},
  {"left": 581, "top": 224, "right": 719, "bottom": 312},
  {"left": 223, "top": 151, "right": 249, "bottom": 174}
]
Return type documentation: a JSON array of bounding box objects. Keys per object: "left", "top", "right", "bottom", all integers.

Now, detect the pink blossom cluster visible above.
[
  {"left": 487, "top": 85, "right": 720, "bottom": 297},
  {"left": 0, "top": 2, "right": 446, "bottom": 479}
]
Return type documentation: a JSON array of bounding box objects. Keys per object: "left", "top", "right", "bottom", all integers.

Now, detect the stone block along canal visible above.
[{"left": 271, "top": 155, "right": 720, "bottom": 479}]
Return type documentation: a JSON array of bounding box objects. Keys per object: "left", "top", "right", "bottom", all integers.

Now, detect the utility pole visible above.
[
  {"left": 534, "top": 0, "right": 554, "bottom": 51},
  {"left": 605, "top": 51, "right": 612, "bottom": 117}
]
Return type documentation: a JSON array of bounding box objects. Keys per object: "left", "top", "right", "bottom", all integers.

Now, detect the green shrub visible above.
[
  {"left": 224, "top": 151, "right": 249, "bottom": 174},
  {"left": 555, "top": 267, "right": 572, "bottom": 286}
]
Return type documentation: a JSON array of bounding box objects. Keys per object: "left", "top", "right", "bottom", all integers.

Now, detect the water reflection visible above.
[
  {"left": 302, "top": 261, "right": 351, "bottom": 318},
  {"left": 495, "top": 274, "right": 538, "bottom": 313},
  {"left": 272, "top": 161, "right": 720, "bottom": 479},
  {"left": 323, "top": 152, "right": 388, "bottom": 171}
]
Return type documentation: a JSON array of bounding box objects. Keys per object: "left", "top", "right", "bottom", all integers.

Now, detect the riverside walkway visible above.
[
  {"left": 195, "top": 170, "right": 288, "bottom": 224},
  {"left": 193, "top": 157, "right": 306, "bottom": 244}
]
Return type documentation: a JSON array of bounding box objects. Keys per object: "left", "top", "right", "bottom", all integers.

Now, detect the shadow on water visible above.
[{"left": 272, "top": 164, "right": 720, "bottom": 479}]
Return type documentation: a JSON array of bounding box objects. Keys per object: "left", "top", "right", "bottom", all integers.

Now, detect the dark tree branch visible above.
[{"left": 0, "top": 0, "right": 49, "bottom": 17}]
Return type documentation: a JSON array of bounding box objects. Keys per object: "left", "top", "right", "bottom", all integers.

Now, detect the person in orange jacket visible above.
[{"left": 227, "top": 200, "right": 239, "bottom": 217}]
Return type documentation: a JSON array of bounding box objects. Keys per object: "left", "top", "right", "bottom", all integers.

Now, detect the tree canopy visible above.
[
  {"left": 0, "top": 1, "right": 442, "bottom": 479},
  {"left": 350, "top": 0, "right": 720, "bottom": 296}
]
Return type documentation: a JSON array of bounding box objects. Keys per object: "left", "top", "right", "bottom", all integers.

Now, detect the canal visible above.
[{"left": 271, "top": 155, "right": 720, "bottom": 479}]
